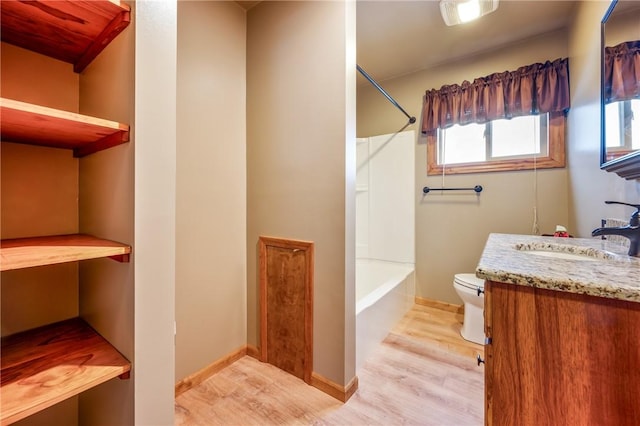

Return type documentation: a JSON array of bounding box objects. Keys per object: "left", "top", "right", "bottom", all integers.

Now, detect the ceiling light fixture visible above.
[{"left": 439, "top": 0, "right": 499, "bottom": 26}]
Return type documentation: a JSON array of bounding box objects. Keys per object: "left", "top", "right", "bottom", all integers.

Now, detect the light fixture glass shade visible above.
[{"left": 440, "top": 0, "right": 499, "bottom": 26}]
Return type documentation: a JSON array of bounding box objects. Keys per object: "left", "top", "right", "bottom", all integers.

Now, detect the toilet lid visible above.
[{"left": 454, "top": 273, "right": 485, "bottom": 290}]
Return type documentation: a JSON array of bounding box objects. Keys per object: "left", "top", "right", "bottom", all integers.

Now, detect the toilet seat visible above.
[{"left": 454, "top": 274, "right": 485, "bottom": 291}]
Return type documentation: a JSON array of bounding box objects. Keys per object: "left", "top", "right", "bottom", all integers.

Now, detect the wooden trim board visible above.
[
  {"left": 175, "top": 348, "right": 359, "bottom": 404},
  {"left": 310, "top": 372, "right": 359, "bottom": 403},
  {"left": 175, "top": 346, "right": 248, "bottom": 397},
  {"left": 246, "top": 344, "right": 260, "bottom": 359},
  {"left": 415, "top": 296, "right": 463, "bottom": 314}
]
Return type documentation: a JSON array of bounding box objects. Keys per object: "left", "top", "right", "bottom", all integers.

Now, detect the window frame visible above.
[{"left": 426, "top": 111, "right": 566, "bottom": 175}]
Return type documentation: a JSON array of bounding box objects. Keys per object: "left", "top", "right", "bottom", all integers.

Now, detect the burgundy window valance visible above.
[
  {"left": 421, "top": 57, "right": 570, "bottom": 136},
  {"left": 604, "top": 40, "right": 640, "bottom": 103}
]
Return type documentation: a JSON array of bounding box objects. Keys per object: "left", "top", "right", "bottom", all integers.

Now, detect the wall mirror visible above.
[{"left": 600, "top": 0, "right": 640, "bottom": 179}]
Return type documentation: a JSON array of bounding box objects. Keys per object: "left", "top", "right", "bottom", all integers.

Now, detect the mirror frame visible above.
[{"left": 600, "top": 0, "right": 640, "bottom": 180}]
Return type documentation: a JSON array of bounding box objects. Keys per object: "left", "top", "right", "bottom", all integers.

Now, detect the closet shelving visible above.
[
  {"left": 0, "top": 1, "right": 132, "bottom": 424},
  {"left": 0, "top": 97, "right": 130, "bottom": 158},
  {"left": 0, "top": 0, "right": 131, "bottom": 73},
  {"left": 1, "top": 234, "right": 131, "bottom": 271},
  {"left": 1, "top": 318, "right": 131, "bottom": 425},
  {"left": 0, "top": 233, "right": 131, "bottom": 424}
]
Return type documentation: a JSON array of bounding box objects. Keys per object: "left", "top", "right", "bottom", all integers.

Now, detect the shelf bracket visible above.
[
  {"left": 73, "top": 129, "right": 130, "bottom": 158},
  {"left": 109, "top": 253, "right": 130, "bottom": 263},
  {"left": 74, "top": 9, "right": 131, "bottom": 73}
]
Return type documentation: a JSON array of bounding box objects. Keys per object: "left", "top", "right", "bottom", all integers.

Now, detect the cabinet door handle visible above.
[
  {"left": 477, "top": 287, "right": 484, "bottom": 296},
  {"left": 477, "top": 355, "right": 485, "bottom": 366}
]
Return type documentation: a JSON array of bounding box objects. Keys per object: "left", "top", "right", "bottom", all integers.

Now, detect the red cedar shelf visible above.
[
  {"left": 0, "top": 98, "right": 130, "bottom": 157},
  {"left": 0, "top": 0, "right": 131, "bottom": 73},
  {"left": 0, "top": 234, "right": 131, "bottom": 272},
  {"left": 1, "top": 318, "right": 131, "bottom": 425}
]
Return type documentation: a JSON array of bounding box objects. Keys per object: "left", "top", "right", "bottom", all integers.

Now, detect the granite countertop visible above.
[{"left": 476, "top": 233, "right": 640, "bottom": 303}]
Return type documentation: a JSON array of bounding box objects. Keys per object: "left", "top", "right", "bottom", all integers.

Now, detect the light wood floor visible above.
[{"left": 175, "top": 304, "right": 485, "bottom": 425}]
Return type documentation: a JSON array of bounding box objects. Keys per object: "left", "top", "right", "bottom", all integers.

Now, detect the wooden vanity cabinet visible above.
[{"left": 484, "top": 280, "right": 640, "bottom": 426}]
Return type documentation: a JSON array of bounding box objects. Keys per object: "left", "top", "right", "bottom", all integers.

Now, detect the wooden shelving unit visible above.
[
  {"left": 0, "top": 97, "right": 130, "bottom": 158},
  {"left": 1, "top": 318, "right": 131, "bottom": 425},
  {"left": 1, "top": 234, "right": 131, "bottom": 272},
  {"left": 0, "top": 0, "right": 131, "bottom": 73},
  {"left": 1, "top": 0, "right": 133, "bottom": 423}
]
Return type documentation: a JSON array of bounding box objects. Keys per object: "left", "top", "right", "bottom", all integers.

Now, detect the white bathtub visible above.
[{"left": 356, "top": 258, "right": 415, "bottom": 372}]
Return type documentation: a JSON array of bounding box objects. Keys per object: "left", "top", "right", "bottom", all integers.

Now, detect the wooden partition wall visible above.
[{"left": 259, "top": 236, "right": 314, "bottom": 384}]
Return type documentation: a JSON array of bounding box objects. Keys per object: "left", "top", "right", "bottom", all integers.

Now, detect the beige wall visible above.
[
  {"left": 77, "top": 7, "right": 136, "bottom": 425},
  {"left": 134, "top": 1, "right": 177, "bottom": 424},
  {"left": 605, "top": 5, "right": 640, "bottom": 47},
  {"left": 0, "top": 43, "right": 80, "bottom": 331},
  {"left": 0, "top": 43, "right": 80, "bottom": 425},
  {"left": 0, "top": 43, "right": 79, "bottom": 112},
  {"left": 358, "top": 30, "right": 570, "bottom": 305},
  {"left": 0, "top": 144, "right": 79, "bottom": 335},
  {"left": 566, "top": 2, "right": 640, "bottom": 238},
  {"left": 176, "top": 0, "right": 247, "bottom": 381},
  {"left": 246, "top": 1, "right": 357, "bottom": 385}
]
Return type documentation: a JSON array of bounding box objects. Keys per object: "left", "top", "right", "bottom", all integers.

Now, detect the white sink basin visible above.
[{"left": 514, "top": 242, "right": 615, "bottom": 262}]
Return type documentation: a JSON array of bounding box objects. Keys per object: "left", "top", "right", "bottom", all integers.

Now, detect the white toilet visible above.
[{"left": 453, "top": 273, "right": 486, "bottom": 345}]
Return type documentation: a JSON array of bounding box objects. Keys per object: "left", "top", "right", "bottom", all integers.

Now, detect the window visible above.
[
  {"left": 421, "top": 58, "right": 569, "bottom": 175},
  {"left": 605, "top": 99, "right": 640, "bottom": 161},
  {"left": 427, "top": 111, "right": 565, "bottom": 175}
]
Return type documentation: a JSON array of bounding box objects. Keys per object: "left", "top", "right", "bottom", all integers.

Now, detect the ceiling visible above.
[
  {"left": 235, "top": 1, "right": 260, "bottom": 10},
  {"left": 236, "top": 1, "right": 579, "bottom": 83},
  {"left": 357, "top": 1, "right": 578, "bottom": 83}
]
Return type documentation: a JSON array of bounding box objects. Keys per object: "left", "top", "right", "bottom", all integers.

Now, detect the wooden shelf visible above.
[
  {"left": 1, "top": 234, "right": 131, "bottom": 272},
  {"left": 1, "top": 318, "right": 131, "bottom": 425},
  {"left": 0, "top": 98, "right": 130, "bottom": 157},
  {"left": 0, "top": 0, "right": 131, "bottom": 73}
]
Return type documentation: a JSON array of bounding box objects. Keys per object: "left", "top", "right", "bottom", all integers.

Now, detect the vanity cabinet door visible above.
[{"left": 485, "top": 280, "right": 640, "bottom": 426}]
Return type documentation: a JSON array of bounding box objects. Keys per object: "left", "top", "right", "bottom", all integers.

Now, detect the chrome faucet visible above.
[{"left": 591, "top": 201, "right": 640, "bottom": 257}]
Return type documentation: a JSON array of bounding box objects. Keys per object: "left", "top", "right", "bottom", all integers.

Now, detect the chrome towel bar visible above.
[{"left": 423, "top": 185, "right": 483, "bottom": 194}]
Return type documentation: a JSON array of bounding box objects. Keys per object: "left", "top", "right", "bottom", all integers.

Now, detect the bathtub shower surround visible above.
[
  {"left": 356, "top": 131, "right": 414, "bottom": 262},
  {"left": 355, "top": 130, "right": 415, "bottom": 372},
  {"left": 355, "top": 259, "right": 415, "bottom": 372}
]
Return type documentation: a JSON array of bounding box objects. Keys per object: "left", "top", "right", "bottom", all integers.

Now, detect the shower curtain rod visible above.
[{"left": 357, "top": 64, "right": 416, "bottom": 125}]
